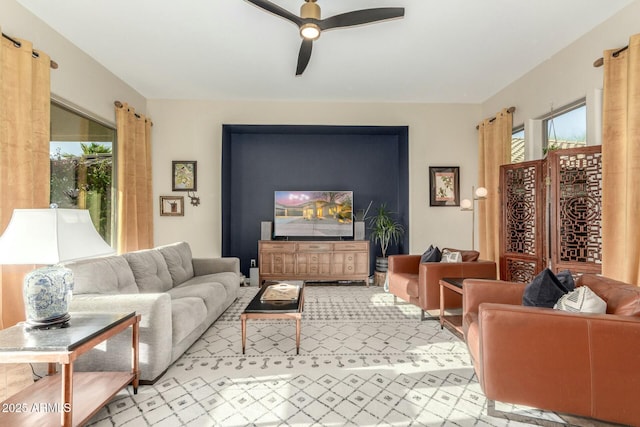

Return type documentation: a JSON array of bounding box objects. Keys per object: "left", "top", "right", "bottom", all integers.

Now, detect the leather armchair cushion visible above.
[{"left": 579, "top": 274, "right": 640, "bottom": 316}]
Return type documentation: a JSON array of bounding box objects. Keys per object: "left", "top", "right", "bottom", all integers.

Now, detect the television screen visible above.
[{"left": 274, "top": 191, "right": 353, "bottom": 237}]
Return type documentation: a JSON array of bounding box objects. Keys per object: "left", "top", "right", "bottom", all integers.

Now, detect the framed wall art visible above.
[
  {"left": 160, "top": 196, "right": 185, "bottom": 216},
  {"left": 172, "top": 161, "right": 197, "bottom": 191},
  {"left": 429, "top": 166, "right": 460, "bottom": 206}
]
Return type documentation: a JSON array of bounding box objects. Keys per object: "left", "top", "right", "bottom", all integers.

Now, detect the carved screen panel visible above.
[
  {"left": 499, "top": 160, "right": 546, "bottom": 282},
  {"left": 548, "top": 146, "right": 602, "bottom": 275}
]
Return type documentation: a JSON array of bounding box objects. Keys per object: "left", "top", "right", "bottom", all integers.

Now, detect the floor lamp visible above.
[{"left": 460, "top": 186, "right": 488, "bottom": 250}]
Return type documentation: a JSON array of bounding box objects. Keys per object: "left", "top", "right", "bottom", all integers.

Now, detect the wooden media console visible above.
[{"left": 258, "top": 240, "right": 370, "bottom": 286}]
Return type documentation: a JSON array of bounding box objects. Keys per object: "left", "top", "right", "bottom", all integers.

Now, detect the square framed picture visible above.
[
  {"left": 429, "top": 166, "right": 460, "bottom": 206},
  {"left": 172, "top": 161, "right": 197, "bottom": 191},
  {"left": 160, "top": 196, "right": 185, "bottom": 216}
]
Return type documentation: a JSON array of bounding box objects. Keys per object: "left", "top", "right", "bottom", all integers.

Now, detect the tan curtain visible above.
[
  {"left": 0, "top": 34, "right": 51, "bottom": 328},
  {"left": 115, "top": 102, "right": 153, "bottom": 253},
  {"left": 477, "top": 108, "right": 513, "bottom": 271},
  {"left": 602, "top": 33, "right": 640, "bottom": 285}
]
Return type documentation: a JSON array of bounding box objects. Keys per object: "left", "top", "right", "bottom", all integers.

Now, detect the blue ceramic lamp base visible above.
[{"left": 23, "top": 266, "right": 74, "bottom": 329}]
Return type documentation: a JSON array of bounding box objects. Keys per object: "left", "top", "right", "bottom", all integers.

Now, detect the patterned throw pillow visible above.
[
  {"left": 440, "top": 249, "right": 462, "bottom": 263},
  {"left": 554, "top": 286, "right": 607, "bottom": 314}
]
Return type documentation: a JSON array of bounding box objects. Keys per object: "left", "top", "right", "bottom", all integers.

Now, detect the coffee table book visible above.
[{"left": 260, "top": 283, "right": 301, "bottom": 302}]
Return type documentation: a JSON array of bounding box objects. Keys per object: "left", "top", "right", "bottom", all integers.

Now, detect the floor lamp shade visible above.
[{"left": 0, "top": 208, "right": 116, "bottom": 327}]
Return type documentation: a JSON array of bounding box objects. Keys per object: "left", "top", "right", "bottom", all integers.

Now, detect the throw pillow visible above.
[
  {"left": 554, "top": 286, "right": 606, "bottom": 314},
  {"left": 442, "top": 248, "right": 480, "bottom": 262},
  {"left": 440, "top": 249, "right": 462, "bottom": 263},
  {"left": 522, "top": 268, "right": 570, "bottom": 308},
  {"left": 556, "top": 269, "right": 576, "bottom": 292},
  {"left": 420, "top": 245, "right": 441, "bottom": 263}
]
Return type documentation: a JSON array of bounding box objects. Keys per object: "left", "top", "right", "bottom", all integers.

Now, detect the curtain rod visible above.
[
  {"left": 593, "top": 45, "right": 628, "bottom": 67},
  {"left": 475, "top": 106, "right": 516, "bottom": 130},
  {"left": 114, "top": 100, "right": 153, "bottom": 125},
  {"left": 2, "top": 32, "right": 58, "bottom": 69}
]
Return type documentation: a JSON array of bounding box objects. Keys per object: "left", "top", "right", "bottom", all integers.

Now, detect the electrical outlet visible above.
[{"left": 250, "top": 259, "right": 256, "bottom": 268}]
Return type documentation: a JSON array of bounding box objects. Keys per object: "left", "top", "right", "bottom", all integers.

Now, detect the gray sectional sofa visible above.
[{"left": 63, "top": 241, "right": 240, "bottom": 383}]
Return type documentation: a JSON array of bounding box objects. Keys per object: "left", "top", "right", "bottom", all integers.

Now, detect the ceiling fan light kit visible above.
[
  {"left": 300, "top": 23, "right": 320, "bottom": 40},
  {"left": 246, "top": 0, "right": 405, "bottom": 75}
]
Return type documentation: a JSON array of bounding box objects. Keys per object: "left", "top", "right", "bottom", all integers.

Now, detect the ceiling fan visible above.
[{"left": 245, "top": 0, "right": 405, "bottom": 75}]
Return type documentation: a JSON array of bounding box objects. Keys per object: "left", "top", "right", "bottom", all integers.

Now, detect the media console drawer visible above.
[
  {"left": 296, "top": 242, "right": 332, "bottom": 252},
  {"left": 258, "top": 240, "right": 370, "bottom": 286}
]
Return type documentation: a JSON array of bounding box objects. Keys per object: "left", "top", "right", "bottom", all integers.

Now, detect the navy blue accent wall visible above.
[{"left": 221, "top": 125, "right": 409, "bottom": 277}]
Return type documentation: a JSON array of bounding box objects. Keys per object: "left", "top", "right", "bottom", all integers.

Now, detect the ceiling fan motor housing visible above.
[{"left": 301, "top": 1, "right": 320, "bottom": 20}]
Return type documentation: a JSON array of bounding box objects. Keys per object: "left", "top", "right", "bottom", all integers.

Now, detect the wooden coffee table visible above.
[{"left": 241, "top": 281, "right": 305, "bottom": 355}]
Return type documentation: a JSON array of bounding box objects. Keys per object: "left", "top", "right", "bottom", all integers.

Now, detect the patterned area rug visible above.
[{"left": 87, "top": 285, "right": 560, "bottom": 427}]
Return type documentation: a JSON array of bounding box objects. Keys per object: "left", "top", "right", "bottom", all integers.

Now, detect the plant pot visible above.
[{"left": 375, "top": 256, "right": 388, "bottom": 272}]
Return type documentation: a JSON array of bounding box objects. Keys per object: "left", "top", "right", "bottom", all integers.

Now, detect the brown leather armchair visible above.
[
  {"left": 462, "top": 275, "right": 640, "bottom": 426},
  {"left": 387, "top": 250, "right": 496, "bottom": 320}
]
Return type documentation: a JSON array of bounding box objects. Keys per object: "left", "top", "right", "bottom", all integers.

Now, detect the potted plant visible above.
[{"left": 368, "top": 203, "right": 404, "bottom": 272}]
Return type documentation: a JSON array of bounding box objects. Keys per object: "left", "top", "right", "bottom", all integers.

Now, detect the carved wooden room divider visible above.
[{"left": 499, "top": 146, "right": 602, "bottom": 282}]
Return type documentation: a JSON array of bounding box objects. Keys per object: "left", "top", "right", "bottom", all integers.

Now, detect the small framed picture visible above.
[
  {"left": 172, "top": 161, "right": 197, "bottom": 191},
  {"left": 429, "top": 166, "right": 460, "bottom": 206},
  {"left": 160, "top": 196, "right": 184, "bottom": 216}
]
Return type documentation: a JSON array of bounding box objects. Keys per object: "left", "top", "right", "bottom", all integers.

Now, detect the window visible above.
[
  {"left": 511, "top": 126, "right": 525, "bottom": 163},
  {"left": 50, "top": 102, "right": 116, "bottom": 244},
  {"left": 543, "top": 101, "right": 586, "bottom": 154}
]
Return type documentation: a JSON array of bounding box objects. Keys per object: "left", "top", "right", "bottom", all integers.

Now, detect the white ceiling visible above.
[{"left": 18, "top": 0, "right": 635, "bottom": 103}]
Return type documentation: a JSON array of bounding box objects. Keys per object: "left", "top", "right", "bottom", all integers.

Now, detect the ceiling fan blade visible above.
[
  {"left": 318, "top": 7, "right": 404, "bottom": 31},
  {"left": 296, "top": 39, "right": 313, "bottom": 76},
  {"left": 245, "top": 0, "right": 303, "bottom": 26}
]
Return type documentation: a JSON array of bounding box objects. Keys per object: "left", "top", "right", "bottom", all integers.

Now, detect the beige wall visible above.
[
  {"left": 482, "top": 0, "right": 640, "bottom": 160},
  {"left": 1, "top": 0, "right": 146, "bottom": 124},
  {"left": 148, "top": 100, "right": 482, "bottom": 257},
  {"left": 7, "top": 0, "right": 639, "bottom": 260}
]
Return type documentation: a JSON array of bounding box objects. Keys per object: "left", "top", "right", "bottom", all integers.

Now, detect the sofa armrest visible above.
[
  {"left": 477, "top": 303, "right": 640, "bottom": 424},
  {"left": 388, "top": 255, "right": 421, "bottom": 274},
  {"left": 192, "top": 257, "right": 240, "bottom": 276},
  {"left": 69, "top": 293, "right": 173, "bottom": 382},
  {"left": 463, "top": 279, "right": 525, "bottom": 318}
]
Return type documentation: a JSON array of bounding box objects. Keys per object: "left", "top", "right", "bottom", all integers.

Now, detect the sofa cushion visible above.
[
  {"left": 554, "top": 286, "right": 606, "bottom": 314},
  {"left": 171, "top": 297, "right": 207, "bottom": 345},
  {"left": 420, "top": 245, "right": 441, "bottom": 263},
  {"left": 64, "top": 255, "right": 139, "bottom": 295},
  {"left": 179, "top": 272, "right": 239, "bottom": 301},
  {"left": 157, "top": 242, "right": 195, "bottom": 286},
  {"left": 124, "top": 249, "right": 173, "bottom": 293},
  {"left": 523, "top": 268, "right": 572, "bottom": 308},
  {"left": 168, "top": 282, "right": 227, "bottom": 314}
]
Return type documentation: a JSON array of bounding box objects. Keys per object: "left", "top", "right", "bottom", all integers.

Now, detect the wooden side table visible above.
[
  {"left": 0, "top": 312, "right": 140, "bottom": 427},
  {"left": 439, "top": 278, "right": 464, "bottom": 336}
]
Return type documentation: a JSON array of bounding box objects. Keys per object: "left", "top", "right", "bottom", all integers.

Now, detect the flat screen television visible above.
[{"left": 274, "top": 191, "right": 353, "bottom": 237}]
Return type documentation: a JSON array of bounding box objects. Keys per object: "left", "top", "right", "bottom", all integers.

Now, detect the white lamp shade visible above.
[
  {"left": 460, "top": 199, "right": 473, "bottom": 210},
  {"left": 0, "top": 209, "right": 115, "bottom": 265},
  {"left": 475, "top": 187, "right": 488, "bottom": 198}
]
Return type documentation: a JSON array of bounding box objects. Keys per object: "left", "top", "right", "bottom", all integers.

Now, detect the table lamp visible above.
[
  {"left": 0, "top": 208, "right": 116, "bottom": 328},
  {"left": 460, "top": 186, "right": 488, "bottom": 250}
]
